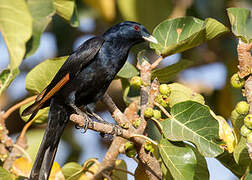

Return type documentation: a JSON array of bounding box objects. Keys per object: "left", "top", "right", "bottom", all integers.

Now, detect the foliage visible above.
[{"left": 0, "top": 0, "right": 252, "bottom": 179}]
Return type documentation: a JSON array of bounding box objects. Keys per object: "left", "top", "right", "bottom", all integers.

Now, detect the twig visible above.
[
  {"left": 154, "top": 102, "right": 173, "bottom": 119},
  {"left": 131, "top": 134, "right": 158, "bottom": 146},
  {"left": 151, "top": 56, "right": 163, "bottom": 70},
  {"left": 2, "top": 96, "right": 36, "bottom": 120}
]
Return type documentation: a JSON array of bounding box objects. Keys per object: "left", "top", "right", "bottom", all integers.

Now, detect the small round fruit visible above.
[
  {"left": 159, "top": 84, "right": 171, "bottom": 96},
  {"left": 153, "top": 110, "right": 161, "bottom": 119},
  {"left": 247, "top": 133, "right": 252, "bottom": 143},
  {"left": 230, "top": 73, "right": 245, "bottom": 88},
  {"left": 126, "top": 148, "right": 137, "bottom": 158},
  {"left": 244, "top": 114, "right": 252, "bottom": 129},
  {"left": 236, "top": 101, "right": 250, "bottom": 115},
  {"left": 130, "top": 76, "right": 142, "bottom": 88},
  {"left": 241, "top": 125, "right": 252, "bottom": 137},
  {"left": 124, "top": 141, "right": 134, "bottom": 150},
  {"left": 144, "top": 107, "right": 153, "bottom": 118},
  {"left": 144, "top": 141, "right": 154, "bottom": 153},
  {"left": 133, "top": 118, "right": 141, "bottom": 128}
]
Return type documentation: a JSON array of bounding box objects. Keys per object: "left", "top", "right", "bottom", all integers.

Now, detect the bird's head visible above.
[{"left": 103, "top": 21, "right": 158, "bottom": 45}]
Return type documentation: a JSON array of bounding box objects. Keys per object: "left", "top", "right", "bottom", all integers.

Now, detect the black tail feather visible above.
[{"left": 29, "top": 98, "right": 69, "bottom": 180}]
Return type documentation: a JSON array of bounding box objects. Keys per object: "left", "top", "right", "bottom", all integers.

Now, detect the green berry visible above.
[
  {"left": 244, "top": 114, "right": 252, "bottom": 129},
  {"left": 144, "top": 141, "right": 154, "bottom": 153},
  {"left": 133, "top": 118, "right": 141, "bottom": 128},
  {"left": 241, "top": 125, "right": 252, "bottom": 137},
  {"left": 230, "top": 73, "right": 245, "bottom": 88},
  {"left": 159, "top": 84, "right": 171, "bottom": 96},
  {"left": 126, "top": 148, "right": 137, "bottom": 158},
  {"left": 236, "top": 101, "right": 250, "bottom": 115},
  {"left": 125, "top": 142, "right": 137, "bottom": 158},
  {"left": 247, "top": 133, "right": 252, "bottom": 143},
  {"left": 153, "top": 110, "right": 161, "bottom": 119},
  {"left": 230, "top": 109, "right": 240, "bottom": 121},
  {"left": 155, "top": 94, "right": 168, "bottom": 108},
  {"left": 130, "top": 76, "right": 142, "bottom": 88},
  {"left": 144, "top": 107, "right": 153, "bottom": 118},
  {"left": 124, "top": 141, "right": 134, "bottom": 150}
]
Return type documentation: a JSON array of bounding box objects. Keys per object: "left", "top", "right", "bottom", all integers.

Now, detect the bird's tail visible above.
[{"left": 29, "top": 98, "right": 69, "bottom": 180}]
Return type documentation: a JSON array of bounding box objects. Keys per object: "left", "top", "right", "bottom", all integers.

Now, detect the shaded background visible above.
[{"left": 1, "top": 0, "right": 252, "bottom": 179}]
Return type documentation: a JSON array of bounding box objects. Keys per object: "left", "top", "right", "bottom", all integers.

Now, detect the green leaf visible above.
[
  {"left": 53, "top": 0, "right": 75, "bottom": 22},
  {"left": 162, "top": 101, "right": 224, "bottom": 157},
  {"left": 159, "top": 138, "right": 209, "bottom": 180},
  {"left": 227, "top": 8, "right": 252, "bottom": 43},
  {"left": 167, "top": 83, "right": 205, "bottom": 107},
  {"left": 62, "top": 162, "right": 83, "bottom": 180},
  {"left": 25, "top": 129, "right": 44, "bottom": 161},
  {"left": 161, "top": 163, "right": 174, "bottom": 180},
  {"left": 111, "top": 160, "right": 127, "bottom": 180},
  {"left": 217, "top": 151, "right": 247, "bottom": 178},
  {"left": 117, "top": 61, "right": 139, "bottom": 79},
  {"left": 0, "top": 68, "right": 19, "bottom": 95},
  {"left": 25, "top": 56, "right": 68, "bottom": 95},
  {"left": 19, "top": 100, "right": 49, "bottom": 123},
  {"left": 151, "top": 59, "right": 193, "bottom": 83},
  {"left": 0, "top": 0, "right": 32, "bottom": 69},
  {"left": 70, "top": 3, "right": 79, "bottom": 27},
  {"left": 233, "top": 137, "right": 250, "bottom": 168},
  {"left": 26, "top": 0, "right": 55, "bottom": 57},
  {"left": 0, "top": 167, "right": 12, "bottom": 180},
  {"left": 150, "top": 17, "right": 228, "bottom": 56}
]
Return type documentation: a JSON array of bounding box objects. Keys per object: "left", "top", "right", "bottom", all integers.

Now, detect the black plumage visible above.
[{"left": 22, "top": 21, "right": 157, "bottom": 180}]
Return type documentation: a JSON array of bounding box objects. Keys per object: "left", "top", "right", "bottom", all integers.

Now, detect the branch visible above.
[{"left": 238, "top": 41, "right": 252, "bottom": 160}]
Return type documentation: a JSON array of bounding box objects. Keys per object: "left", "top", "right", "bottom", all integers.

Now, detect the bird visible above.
[{"left": 22, "top": 21, "right": 158, "bottom": 180}]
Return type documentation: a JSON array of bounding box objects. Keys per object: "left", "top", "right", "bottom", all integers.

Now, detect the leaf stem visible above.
[
  {"left": 131, "top": 134, "right": 158, "bottom": 146},
  {"left": 151, "top": 117, "right": 163, "bottom": 134},
  {"left": 154, "top": 102, "right": 173, "bottom": 119}
]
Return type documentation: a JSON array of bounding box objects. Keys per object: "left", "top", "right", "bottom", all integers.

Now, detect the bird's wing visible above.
[{"left": 22, "top": 36, "right": 104, "bottom": 118}]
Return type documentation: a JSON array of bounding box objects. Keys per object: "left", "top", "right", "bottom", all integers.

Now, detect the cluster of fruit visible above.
[
  {"left": 230, "top": 73, "right": 252, "bottom": 143},
  {"left": 130, "top": 76, "right": 171, "bottom": 120},
  {"left": 144, "top": 84, "right": 171, "bottom": 120},
  {"left": 234, "top": 101, "right": 252, "bottom": 143}
]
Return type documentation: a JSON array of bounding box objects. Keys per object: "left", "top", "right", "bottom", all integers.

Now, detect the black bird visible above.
[{"left": 22, "top": 21, "right": 157, "bottom": 180}]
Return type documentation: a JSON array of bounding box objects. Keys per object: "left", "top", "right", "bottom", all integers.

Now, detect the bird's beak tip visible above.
[{"left": 143, "top": 35, "right": 158, "bottom": 44}]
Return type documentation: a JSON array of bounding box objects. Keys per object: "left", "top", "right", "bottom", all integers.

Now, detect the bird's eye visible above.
[{"left": 133, "top": 25, "right": 140, "bottom": 31}]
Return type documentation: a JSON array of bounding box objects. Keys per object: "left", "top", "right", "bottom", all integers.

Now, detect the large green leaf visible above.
[
  {"left": 25, "top": 56, "right": 68, "bottom": 94},
  {"left": 116, "top": 61, "right": 139, "bottom": 79},
  {"left": 159, "top": 138, "right": 209, "bottom": 180},
  {"left": 167, "top": 83, "right": 205, "bottom": 107},
  {"left": 53, "top": 0, "right": 75, "bottom": 22},
  {"left": 162, "top": 101, "right": 224, "bottom": 157},
  {"left": 150, "top": 17, "right": 228, "bottom": 56},
  {"left": 20, "top": 100, "right": 49, "bottom": 123},
  {"left": 0, "top": 0, "right": 32, "bottom": 94},
  {"left": 227, "top": 8, "right": 252, "bottom": 43},
  {"left": 0, "top": 0, "right": 32, "bottom": 69},
  {"left": 26, "top": 0, "right": 55, "bottom": 57},
  {"left": 62, "top": 162, "right": 83, "bottom": 180},
  {"left": 151, "top": 59, "right": 193, "bottom": 83},
  {"left": 0, "top": 167, "right": 12, "bottom": 180}
]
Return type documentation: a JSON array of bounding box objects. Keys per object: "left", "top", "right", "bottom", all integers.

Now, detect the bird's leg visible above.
[
  {"left": 85, "top": 104, "right": 106, "bottom": 123},
  {"left": 66, "top": 93, "right": 92, "bottom": 132}
]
